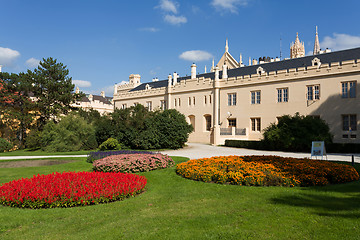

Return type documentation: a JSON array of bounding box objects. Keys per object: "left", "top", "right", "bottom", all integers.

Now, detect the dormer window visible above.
[
  {"left": 145, "top": 84, "right": 151, "bottom": 90},
  {"left": 312, "top": 57, "right": 321, "bottom": 68}
]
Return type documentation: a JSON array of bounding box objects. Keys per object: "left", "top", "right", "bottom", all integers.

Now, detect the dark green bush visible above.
[
  {"left": 41, "top": 113, "right": 98, "bottom": 152},
  {"left": 25, "top": 129, "right": 42, "bottom": 150},
  {"left": 0, "top": 137, "right": 13, "bottom": 152},
  {"left": 99, "top": 138, "right": 122, "bottom": 151}
]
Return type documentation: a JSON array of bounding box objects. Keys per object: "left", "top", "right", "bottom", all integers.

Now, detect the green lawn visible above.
[
  {"left": 0, "top": 149, "right": 90, "bottom": 157},
  {"left": 0, "top": 157, "right": 360, "bottom": 239}
]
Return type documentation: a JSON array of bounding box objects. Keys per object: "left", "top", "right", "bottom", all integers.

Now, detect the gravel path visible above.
[{"left": 160, "top": 143, "right": 360, "bottom": 163}]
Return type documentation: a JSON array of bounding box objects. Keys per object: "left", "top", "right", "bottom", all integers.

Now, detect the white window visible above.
[
  {"left": 342, "top": 81, "right": 356, "bottom": 98},
  {"left": 121, "top": 104, "right": 127, "bottom": 109},
  {"left": 251, "top": 118, "right": 261, "bottom": 132},
  {"left": 307, "top": 85, "right": 320, "bottom": 100},
  {"left": 251, "top": 91, "right": 261, "bottom": 104},
  {"left": 146, "top": 101, "right": 152, "bottom": 111},
  {"left": 228, "top": 93, "right": 236, "bottom": 106},
  {"left": 277, "top": 88, "right": 288, "bottom": 103},
  {"left": 160, "top": 100, "right": 167, "bottom": 110}
]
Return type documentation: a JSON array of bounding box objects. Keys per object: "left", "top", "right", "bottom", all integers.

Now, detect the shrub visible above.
[
  {"left": 93, "top": 153, "right": 174, "bottom": 173},
  {"left": 99, "top": 138, "right": 122, "bottom": 151},
  {"left": 176, "top": 155, "right": 359, "bottom": 187},
  {"left": 41, "top": 113, "right": 98, "bottom": 152},
  {"left": 262, "top": 113, "right": 333, "bottom": 152},
  {"left": 25, "top": 129, "right": 42, "bottom": 150},
  {"left": 87, "top": 150, "right": 156, "bottom": 163},
  {"left": 0, "top": 137, "right": 13, "bottom": 152},
  {"left": 0, "top": 171, "right": 147, "bottom": 209}
]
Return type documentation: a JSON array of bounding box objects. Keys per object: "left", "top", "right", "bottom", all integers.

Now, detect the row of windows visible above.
[{"left": 227, "top": 80, "right": 356, "bottom": 106}]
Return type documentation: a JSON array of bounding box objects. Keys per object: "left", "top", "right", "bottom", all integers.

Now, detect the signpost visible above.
[{"left": 311, "top": 141, "right": 327, "bottom": 160}]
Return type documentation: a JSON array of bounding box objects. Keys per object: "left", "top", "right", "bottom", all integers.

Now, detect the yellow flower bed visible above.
[{"left": 176, "top": 156, "right": 359, "bottom": 187}]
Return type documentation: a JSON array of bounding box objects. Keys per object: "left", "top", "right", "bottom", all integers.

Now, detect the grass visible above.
[
  {"left": 0, "top": 149, "right": 89, "bottom": 157},
  {"left": 0, "top": 157, "right": 360, "bottom": 239}
]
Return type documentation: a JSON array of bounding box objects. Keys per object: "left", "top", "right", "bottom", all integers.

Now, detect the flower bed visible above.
[
  {"left": 0, "top": 171, "right": 147, "bottom": 209},
  {"left": 176, "top": 156, "right": 359, "bottom": 187},
  {"left": 87, "top": 150, "right": 156, "bottom": 163},
  {"left": 93, "top": 153, "right": 174, "bottom": 173}
]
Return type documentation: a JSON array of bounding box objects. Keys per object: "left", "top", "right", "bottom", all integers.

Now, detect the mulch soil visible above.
[{"left": 0, "top": 160, "right": 76, "bottom": 168}]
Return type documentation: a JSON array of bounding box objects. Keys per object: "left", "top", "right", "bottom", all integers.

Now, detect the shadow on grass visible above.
[{"left": 270, "top": 180, "right": 360, "bottom": 219}]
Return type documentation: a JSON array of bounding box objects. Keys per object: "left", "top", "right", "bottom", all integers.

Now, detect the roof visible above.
[
  {"left": 78, "top": 94, "right": 113, "bottom": 105},
  {"left": 129, "top": 47, "right": 360, "bottom": 92}
]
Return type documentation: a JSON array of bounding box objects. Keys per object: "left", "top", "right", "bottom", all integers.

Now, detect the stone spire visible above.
[
  {"left": 204, "top": 65, "right": 207, "bottom": 73},
  {"left": 313, "top": 26, "right": 320, "bottom": 55},
  {"left": 225, "top": 38, "right": 229, "bottom": 52},
  {"left": 210, "top": 58, "right": 215, "bottom": 72},
  {"left": 290, "top": 32, "right": 305, "bottom": 58}
]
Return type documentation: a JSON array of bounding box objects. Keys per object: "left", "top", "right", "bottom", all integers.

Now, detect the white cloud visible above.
[
  {"left": 164, "top": 14, "right": 187, "bottom": 25},
  {"left": 0, "top": 46, "right": 20, "bottom": 67},
  {"left": 321, "top": 33, "right": 360, "bottom": 51},
  {"left": 101, "top": 85, "right": 116, "bottom": 97},
  {"left": 179, "top": 50, "right": 213, "bottom": 62},
  {"left": 139, "top": 27, "right": 160, "bottom": 32},
  {"left": 211, "top": 0, "right": 249, "bottom": 13},
  {"left": 25, "top": 58, "right": 40, "bottom": 68},
  {"left": 157, "top": 0, "right": 178, "bottom": 14},
  {"left": 119, "top": 81, "right": 129, "bottom": 85},
  {"left": 72, "top": 80, "right": 92, "bottom": 88}
]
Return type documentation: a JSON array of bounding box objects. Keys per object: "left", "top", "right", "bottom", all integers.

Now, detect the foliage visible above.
[
  {"left": 98, "top": 138, "right": 122, "bottom": 151},
  {"left": 93, "top": 153, "right": 174, "bottom": 173},
  {"left": 29, "top": 57, "right": 83, "bottom": 130},
  {"left": 0, "top": 73, "right": 36, "bottom": 148},
  {"left": 86, "top": 149, "right": 156, "bottom": 163},
  {"left": 41, "top": 113, "right": 98, "bottom": 152},
  {"left": 0, "top": 137, "right": 13, "bottom": 152},
  {"left": 0, "top": 171, "right": 147, "bottom": 209},
  {"left": 262, "top": 113, "right": 333, "bottom": 152},
  {"left": 94, "top": 105, "right": 193, "bottom": 150},
  {"left": 176, "top": 155, "right": 359, "bottom": 187},
  {"left": 25, "top": 129, "right": 42, "bottom": 150}
]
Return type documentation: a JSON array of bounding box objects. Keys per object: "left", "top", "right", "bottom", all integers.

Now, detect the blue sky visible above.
[{"left": 1, "top": 0, "right": 360, "bottom": 96}]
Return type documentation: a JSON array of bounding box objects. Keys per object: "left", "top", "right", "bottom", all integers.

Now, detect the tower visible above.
[
  {"left": 313, "top": 26, "right": 320, "bottom": 55},
  {"left": 290, "top": 32, "right": 305, "bottom": 58}
]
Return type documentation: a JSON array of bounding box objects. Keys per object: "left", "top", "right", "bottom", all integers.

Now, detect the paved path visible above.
[
  {"left": 160, "top": 143, "right": 360, "bottom": 163},
  {"left": 0, "top": 143, "right": 358, "bottom": 163}
]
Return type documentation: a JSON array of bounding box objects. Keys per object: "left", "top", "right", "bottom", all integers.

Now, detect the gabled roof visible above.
[{"left": 128, "top": 47, "right": 360, "bottom": 93}]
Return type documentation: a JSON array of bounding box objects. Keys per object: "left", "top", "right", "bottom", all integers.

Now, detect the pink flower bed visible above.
[
  {"left": 0, "top": 171, "right": 147, "bottom": 209},
  {"left": 93, "top": 153, "right": 174, "bottom": 173}
]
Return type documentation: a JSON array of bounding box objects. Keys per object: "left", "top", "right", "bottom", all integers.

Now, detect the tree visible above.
[
  {"left": 0, "top": 72, "right": 36, "bottom": 148},
  {"left": 262, "top": 113, "right": 333, "bottom": 152},
  {"left": 30, "top": 57, "right": 82, "bottom": 129}
]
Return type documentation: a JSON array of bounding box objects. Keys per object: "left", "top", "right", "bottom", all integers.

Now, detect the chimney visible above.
[
  {"left": 222, "top": 63, "right": 228, "bottom": 79},
  {"left": 173, "top": 72, "right": 178, "bottom": 86},
  {"left": 88, "top": 94, "right": 93, "bottom": 101},
  {"left": 0, "top": 65, "right": 2, "bottom": 72},
  {"left": 191, "top": 63, "right": 197, "bottom": 79},
  {"left": 168, "top": 74, "right": 172, "bottom": 86},
  {"left": 215, "top": 66, "right": 219, "bottom": 81},
  {"left": 114, "top": 84, "right": 118, "bottom": 95},
  {"left": 75, "top": 87, "right": 80, "bottom": 94},
  {"left": 100, "top": 91, "right": 105, "bottom": 98}
]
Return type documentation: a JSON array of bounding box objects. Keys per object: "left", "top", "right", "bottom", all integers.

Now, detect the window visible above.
[
  {"left": 188, "top": 97, "right": 191, "bottom": 106},
  {"left": 146, "top": 101, "right": 152, "bottom": 111},
  {"left": 204, "top": 96, "right": 207, "bottom": 105},
  {"left": 174, "top": 98, "right": 177, "bottom": 107},
  {"left": 251, "top": 91, "right": 261, "bottom": 104},
  {"left": 277, "top": 88, "right": 288, "bottom": 102},
  {"left": 160, "top": 100, "right": 167, "bottom": 110},
  {"left": 307, "top": 85, "right": 320, "bottom": 100},
  {"left": 251, "top": 118, "right": 261, "bottom": 132},
  {"left": 209, "top": 95, "right": 212, "bottom": 104},
  {"left": 178, "top": 98, "right": 181, "bottom": 107},
  {"left": 205, "top": 115, "right": 211, "bottom": 131},
  {"left": 342, "top": 81, "right": 356, "bottom": 98},
  {"left": 228, "top": 93, "right": 236, "bottom": 106},
  {"left": 193, "top": 97, "right": 196, "bottom": 105},
  {"left": 228, "top": 118, "right": 236, "bottom": 127},
  {"left": 342, "top": 114, "right": 357, "bottom": 131},
  {"left": 121, "top": 104, "right": 127, "bottom": 109},
  {"left": 133, "top": 102, "right": 139, "bottom": 106},
  {"left": 188, "top": 115, "right": 195, "bottom": 130}
]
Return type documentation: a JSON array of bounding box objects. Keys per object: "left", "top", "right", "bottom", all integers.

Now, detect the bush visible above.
[
  {"left": 40, "top": 114, "right": 98, "bottom": 152},
  {"left": 176, "top": 155, "right": 359, "bottom": 187},
  {"left": 93, "top": 153, "right": 174, "bottom": 173},
  {"left": 86, "top": 150, "right": 156, "bottom": 163},
  {"left": 99, "top": 138, "right": 122, "bottom": 151},
  {"left": 0, "top": 171, "right": 147, "bottom": 209},
  {"left": 262, "top": 113, "right": 333, "bottom": 152},
  {"left": 224, "top": 140, "right": 265, "bottom": 150},
  {"left": 25, "top": 129, "right": 42, "bottom": 150},
  {"left": 0, "top": 137, "right": 13, "bottom": 152}
]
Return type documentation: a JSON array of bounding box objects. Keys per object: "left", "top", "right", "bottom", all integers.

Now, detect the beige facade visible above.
[
  {"left": 113, "top": 37, "right": 360, "bottom": 145},
  {"left": 73, "top": 88, "right": 114, "bottom": 115}
]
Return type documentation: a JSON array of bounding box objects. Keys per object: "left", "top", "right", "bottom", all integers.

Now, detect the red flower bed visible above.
[{"left": 0, "top": 171, "right": 147, "bottom": 209}]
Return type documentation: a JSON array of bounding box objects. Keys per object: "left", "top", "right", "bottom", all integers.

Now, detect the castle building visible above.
[
  {"left": 113, "top": 31, "right": 360, "bottom": 145},
  {"left": 73, "top": 87, "right": 114, "bottom": 114}
]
